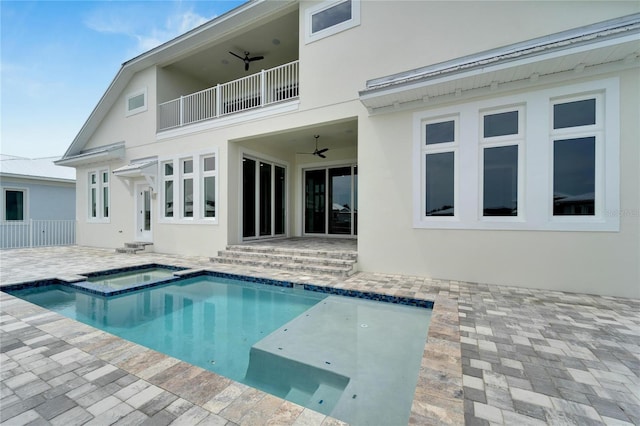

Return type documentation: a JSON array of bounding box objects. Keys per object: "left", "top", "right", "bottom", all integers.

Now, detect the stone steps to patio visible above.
[
  {"left": 115, "top": 242, "right": 153, "bottom": 254},
  {"left": 211, "top": 244, "right": 358, "bottom": 277}
]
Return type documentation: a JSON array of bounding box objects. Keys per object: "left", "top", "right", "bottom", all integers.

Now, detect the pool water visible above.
[
  {"left": 85, "top": 267, "right": 177, "bottom": 289},
  {"left": 7, "top": 276, "right": 431, "bottom": 425}
]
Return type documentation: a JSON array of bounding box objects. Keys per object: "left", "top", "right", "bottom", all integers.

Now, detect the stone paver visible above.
[{"left": 1, "top": 244, "right": 638, "bottom": 425}]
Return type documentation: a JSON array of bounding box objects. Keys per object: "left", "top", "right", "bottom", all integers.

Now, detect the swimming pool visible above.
[{"left": 4, "top": 272, "right": 432, "bottom": 425}]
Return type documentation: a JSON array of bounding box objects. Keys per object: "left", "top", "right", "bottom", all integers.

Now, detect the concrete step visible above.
[
  {"left": 218, "top": 250, "right": 356, "bottom": 268},
  {"left": 225, "top": 244, "right": 357, "bottom": 261},
  {"left": 116, "top": 242, "right": 153, "bottom": 254},
  {"left": 211, "top": 256, "right": 356, "bottom": 277}
]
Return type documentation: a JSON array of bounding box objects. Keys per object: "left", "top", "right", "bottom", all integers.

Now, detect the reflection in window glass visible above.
[
  {"left": 553, "top": 137, "right": 595, "bottom": 216},
  {"left": 554, "top": 99, "right": 596, "bottom": 129},
  {"left": 183, "top": 160, "right": 193, "bottom": 174},
  {"left": 426, "top": 121, "right": 455, "bottom": 145},
  {"left": 183, "top": 179, "right": 193, "bottom": 217},
  {"left": 165, "top": 180, "right": 173, "bottom": 217},
  {"left": 484, "top": 111, "right": 518, "bottom": 138},
  {"left": 5, "top": 190, "right": 24, "bottom": 221},
  {"left": 425, "top": 152, "right": 454, "bottom": 216},
  {"left": 204, "top": 176, "right": 215, "bottom": 218},
  {"left": 204, "top": 157, "right": 215, "bottom": 172},
  {"left": 483, "top": 146, "right": 518, "bottom": 216},
  {"left": 312, "top": 0, "right": 352, "bottom": 33}
]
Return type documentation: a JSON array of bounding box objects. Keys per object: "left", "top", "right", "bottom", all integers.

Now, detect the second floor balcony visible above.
[{"left": 158, "top": 60, "right": 299, "bottom": 131}]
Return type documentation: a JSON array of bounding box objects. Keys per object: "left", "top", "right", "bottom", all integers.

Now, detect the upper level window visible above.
[
  {"left": 126, "top": 88, "right": 147, "bottom": 116},
  {"left": 3, "top": 189, "right": 26, "bottom": 221},
  {"left": 305, "top": 0, "right": 360, "bottom": 44}
]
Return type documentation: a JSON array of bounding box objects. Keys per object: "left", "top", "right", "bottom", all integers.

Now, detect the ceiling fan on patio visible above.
[
  {"left": 228, "top": 50, "right": 264, "bottom": 71},
  {"left": 298, "top": 135, "right": 329, "bottom": 159}
]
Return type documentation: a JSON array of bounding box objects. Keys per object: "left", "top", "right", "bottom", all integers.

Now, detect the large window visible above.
[
  {"left": 480, "top": 107, "right": 523, "bottom": 218},
  {"left": 551, "top": 96, "right": 599, "bottom": 216},
  {"left": 3, "top": 189, "right": 26, "bottom": 221},
  {"left": 305, "top": 0, "right": 360, "bottom": 44},
  {"left": 413, "top": 79, "right": 619, "bottom": 231},
  {"left": 88, "top": 169, "right": 109, "bottom": 221},
  {"left": 161, "top": 152, "right": 217, "bottom": 223},
  {"left": 422, "top": 117, "right": 457, "bottom": 217}
]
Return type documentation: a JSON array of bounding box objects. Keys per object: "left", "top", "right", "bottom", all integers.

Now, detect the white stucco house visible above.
[{"left": 56, "top": 1, "right": 640, "bottom": 298}]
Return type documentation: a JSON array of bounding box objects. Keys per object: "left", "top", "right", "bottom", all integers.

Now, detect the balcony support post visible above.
[
  {"left": 260, "top": 69, "right": 266, "bottom": 107},
  {"left": 179, "top": 96, "right": 184, "bottom": 126},
  {"left": 216, "top": 84, "right": 221, "bottom": 118}
]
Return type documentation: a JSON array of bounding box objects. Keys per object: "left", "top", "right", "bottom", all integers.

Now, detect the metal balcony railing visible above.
[{"left": 158, "top": 60, "right": 299, "bottom": 131}]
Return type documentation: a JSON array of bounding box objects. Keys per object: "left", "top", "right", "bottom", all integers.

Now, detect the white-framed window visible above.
[
  {"left": 125, "top": 88, "right": 147, "bottom": 116},
  {"left": 550, "top": 94, "right": 602, "bottom": 219},
  {"left": 413, "top": 78, "right": 619, "bottom": 232},
  {"left": 202, "top": 155, "right": 217, "bottom": 219},
  {"left": 3, "top": 188, "right": 27, "bottom": 222},
  {"left": 305, "top": 0, "right": 360, "bottom": 44},
  {"left": 160, "top": 151, "right": 218, "bottom": 224},
  {"left": 421, "top": 116, "right": 458, "bottom": 219},
  {"left": 88, "top": 169, "right": 109, "bottom": 222},
  {"left": 480, "top": 106, "right": 524, "bottom": 220},
  {"left": 162, "top": 161, "right": 174, "bottom": 218}
]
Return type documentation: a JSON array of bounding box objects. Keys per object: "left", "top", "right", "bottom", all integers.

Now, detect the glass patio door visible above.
[
  {"left": 304, "top": 165, "right": 357, "bottom": 236},
  {"left": 136, "top": 184, "right": 152, "bottom": 242},
  {"left": 242, "top": 157, "right": 286, "bottom": 239}
]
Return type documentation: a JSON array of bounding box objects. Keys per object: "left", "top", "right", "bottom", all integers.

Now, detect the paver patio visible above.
[{"left": 1, "top": 245, "right": 638, "bottom": 425}]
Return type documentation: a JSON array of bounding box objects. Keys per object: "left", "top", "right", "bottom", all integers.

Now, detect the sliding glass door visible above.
[
  {"left": 243, "top": 156, "right": 286, "bottom": 239},
  {"left": 304, "top": 165, "right": 357, "bottom": 236}
]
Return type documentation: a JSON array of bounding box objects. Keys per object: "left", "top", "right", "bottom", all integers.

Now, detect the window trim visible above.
[
  {"left": 479, "top": 105, "right": 525, "bottom": 222},
  {"left": 421, "top": 115, "right": 459, "bottom": 221},
  {"left": 87, "top": 169, "right": 110, "bottom": 223},
  {"left": 201, "top": 154, "right": 217, "bottom": 220},
  {"left": 159, "top": 150, "right": 218, "bottom": 225},
  {"left": 2, "top": 187, "right": 28, "bottom": 222},
  {"left": 305, "top": 0, "right": 361, "bottom": 44},
  {"left": 125, "top": 87, "right": 147, "bottom": 117},
  {"left": 413, "top": 78, "right": 619, "bottom": 232}
]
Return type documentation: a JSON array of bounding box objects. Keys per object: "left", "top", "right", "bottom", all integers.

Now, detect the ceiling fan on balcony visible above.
[
  {"left": 228, "top": 50, "right": 264, "bottom": 71},
  {"left": 298, "top": 135, "right": 329, "bottom": 159}
]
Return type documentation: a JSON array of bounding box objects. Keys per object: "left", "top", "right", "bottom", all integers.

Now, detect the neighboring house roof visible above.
[
  {"left": 61, "top": 0, "right": 292, "bottom": 160},
  {"left": 0, "top": 155, "right": 76, "bottom": 183},
  {"left": 360, "top": 13, "right": 640, "bottom": 113}
]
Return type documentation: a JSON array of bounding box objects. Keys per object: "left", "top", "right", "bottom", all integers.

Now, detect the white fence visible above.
[
  {"left": 159, "top": 60, "right": 299, "bottom": 131},
  {"left": 1, "top": 220, "right": 76, "bottom": 249}
]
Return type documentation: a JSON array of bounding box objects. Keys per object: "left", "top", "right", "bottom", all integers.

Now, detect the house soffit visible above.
[
  {"left": 360, "top": 13, "right": 640, "bottom": 113},
  {"left": 62, "top": 0, "right": 297, "bottom": 160}
]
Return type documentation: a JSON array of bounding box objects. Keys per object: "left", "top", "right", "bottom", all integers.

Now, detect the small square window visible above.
[
  {"left": 306, "top": 0, "right": 360, "bottom": 44},
  {"left": 102, "top": 172, "right": 109, "bottom": 183},
  {"left": 128, "top": 94, "right": 145, "bottom": 111},
  {"left": 484, "top": 111, "right": 519, "bottom": 138},
  {"left": 204, "top": 157, "right": 215, "bottom": 172},
  {"left": 183, "top": 159, "right": 193, "bottom": 174},
  {"left": 425, "top": 121, "right": 455, "bottom": 145},
  {"left": 553, "top": 99, "right": 596, "bottom": 129},
  {"left": 164, "top": 163, "right": 173, "bottom": 176},
  {"left": 126, "top": 88, "right": 147, "bottom": 116}
]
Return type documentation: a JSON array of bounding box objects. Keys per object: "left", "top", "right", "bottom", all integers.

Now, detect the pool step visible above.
[
  {"left": 211, "top": 245, "right": 357, "bottom": 277},
  {"left": 116, "top": 242, "right": 153, "bottom": 254}
]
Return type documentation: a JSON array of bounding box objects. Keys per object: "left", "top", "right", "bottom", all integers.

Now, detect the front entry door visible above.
[{"left": 136, "top": 185, "right": 152, "bottom": 242}]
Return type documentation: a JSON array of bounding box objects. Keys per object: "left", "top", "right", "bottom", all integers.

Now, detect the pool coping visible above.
[{"left": 1, "top": 265, "right": 463, "bottom": 425}]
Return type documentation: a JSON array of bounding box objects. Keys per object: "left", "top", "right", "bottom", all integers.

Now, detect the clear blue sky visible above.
[{"left": 1, "top": 0, "right": 245, "bottom": 159}]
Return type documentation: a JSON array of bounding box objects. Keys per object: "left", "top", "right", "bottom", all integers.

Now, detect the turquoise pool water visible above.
[
  {"left": 7, "top": 275, "right": 431, "bottom": 425},
  {"left": 85, "top": 267, "right": 176, "bottom": 289}
]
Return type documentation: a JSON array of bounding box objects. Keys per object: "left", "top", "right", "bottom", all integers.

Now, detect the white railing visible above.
[
  {"left": 158, "top": 60, "right": 299, "bottom": 131},
  {"left": 1, "top": 220, "right": 76, "bottom": 249}
]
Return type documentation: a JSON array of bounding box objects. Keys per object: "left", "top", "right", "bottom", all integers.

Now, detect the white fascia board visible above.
[
  {"left": 0, "top": 173, "right": 75, "bottom": 184},
  {"left": 55, "top": 143, "right": 125, "bottom": 167}
]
